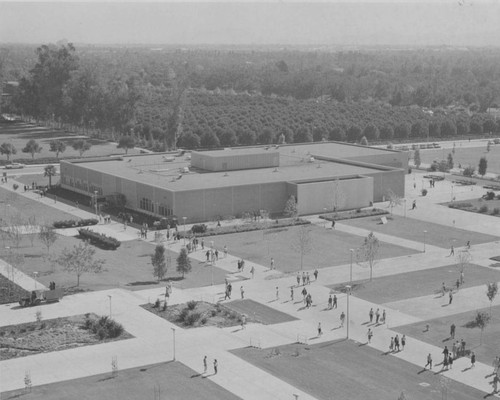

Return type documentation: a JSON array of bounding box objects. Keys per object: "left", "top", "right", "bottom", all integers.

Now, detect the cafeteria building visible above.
[{"left": 59, "top": 142, "right": 408, "bottom": 223}]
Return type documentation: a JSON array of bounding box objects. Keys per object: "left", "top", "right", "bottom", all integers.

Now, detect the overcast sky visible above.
[{"left": 0, "top": 1, "right": 499, "bottom": 47}]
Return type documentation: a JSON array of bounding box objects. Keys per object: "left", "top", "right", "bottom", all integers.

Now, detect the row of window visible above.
[{"left": 139, "top": 198, "right": 174, "bottom": 216}]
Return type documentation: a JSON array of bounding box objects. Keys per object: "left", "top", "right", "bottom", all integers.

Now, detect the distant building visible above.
[{"left": 59, "top": 142, "right": 408, "bottom": 223}]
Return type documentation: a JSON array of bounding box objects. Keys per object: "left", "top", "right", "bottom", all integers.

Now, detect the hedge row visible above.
[
  {"left": 320, "top": 208, "right": 389, "bottom": 221},
  {"left": 78, "top": 228, "right": 121, "bottom": 250},
  {"left": 181, "top": 218, "right": 310, "bottom": 238},
  {"left": 53, "top": 218, "right": 98, "bottom": 229}
]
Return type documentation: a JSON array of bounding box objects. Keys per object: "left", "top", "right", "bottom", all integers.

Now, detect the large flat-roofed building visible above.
[{"left": 59, "top": 142, "right": 408, "bottom": 223}]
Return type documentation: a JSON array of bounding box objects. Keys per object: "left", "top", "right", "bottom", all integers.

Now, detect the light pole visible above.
[
  {"left": 345, "top": 284, "right": 351, "bottom": 339},
  {"left": 182, "top": 217, "right": 187, "bottom": 245},
  {"left": 107, "top": 295, "right": 112, "bottom": 318},
  {"left": 94, "top": 190, "right": 98, "bottom": 215},
  {"left": 171, "top": 328, "right": 176, "bottom": 361},
  {"left": 349, "top": 249, "right": 354, "bottom": 287},
  {"left": 423, "top": 230, "right": 427, "bottom": 253}
]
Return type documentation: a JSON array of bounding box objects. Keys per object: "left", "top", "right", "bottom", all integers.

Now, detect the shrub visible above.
[
  {"left": 479, "top": 205, "right": 489, "bottom": 213},
  {"left": 210, "top": 309, "right": 217, "bottom": 317},
  {"left": 186, "top": 300, "right": 197, "bottom": 310},
  {"left": 78, "top": 228, "right": 121, "bottom": 250},
  {"left": 492, "top": 208, "right": 500, "bottom": 215},
  {"left": 54, "top": 218, "right": 98, "bottom": 229},
  {"left": 449, "top": 202, "right": 473, "bottom": 209},
  {"left": 201, "top": 317, "right": 208, "bottom": 325},
  {"left": 485, "top": 191, "right": 495, "bottom": 200},
  {"left": 83, "top": 315, "right": 124, "bottom": 339},
  {"left": 421, "top": 189, "right": 428, "bottom": 196},
  {"left": 178, "top": 308, "right": 189, "bottom": 323},
  {"left": 13, "top": 183, "right": 19, "bottom": 190},
  {"left": 191, "top": 224, "right": 207, "bottom": 234},
  {"left": 185, "top": 312, "right": 201, "bottom": 326},
  {"left": 463, "top": 166, "right": 475, "bottom": 177}
]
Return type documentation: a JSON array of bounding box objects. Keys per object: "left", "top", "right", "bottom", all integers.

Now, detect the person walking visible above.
[
  {"left": 401, "top": 334, "right": 406, "bottom": 350},
  {"left": 471, "top": 352, "right": 476, "bottom": 368},
  {"left": 276, "top": 286, "right": 279, "bottom": 300},
  {"left": 425, "top": 353, "right": 433, "bottom": 370},
  {"left": 449, "top": 290, "right": 453, "bottom": 304},
  {"left": 340, "top": 311, "right": 345, "bottom": 327},
  {"left": 450, "top": 323, "right": 456, "bottom": 339},
  {"left": 394, "top": 334, "right": 400, "bottom": 352},
  {"left": 492, "top": 375, "right": 499, "bottom": 394},
  {"left": 448, "top": 355, "right": 453, "bottom": 370},
  {"left": 301, "top": 287, "right": 307, "bottom": 303},
  {"left": 412, "top": 200, "right": 416, "bottom": 209},
  {"left": 314, "top": 269, "right": 319, "bottom": 281},
  {"left": 240, "top": 286, "right": 244, "bottom": 299},
  {"left": 389, "top": 337, "right": 394, "bottom": 353},
  {"left": 201, "top": 239, "right": 204, "bottom": 250},
  {"left": 382, "top": 309, "right": 386, "bottom": 324},
  {"left": 306, "top": 272, "right": 311, "bottom": 285},
  {"left": 367, "top": 328, "right": 373, "bottom": 343},
  {"left": 333, "top": 294, "right": 338, "bottom": 309},
  {"left": 296, "top": 273, "right": 301, "bottom": 287},
  {"left": 302, "top": 272, "right": 306, "bottom": 286},
  {"left": 223, "top": 245, "right": 228, "bottom": 258},
  {"left": 241, "top": 315, "right": 246, "bottom": 330},
  {"left": 203, "top": 356, "right": 207, "bottom": 373},
  {"left": 443, "top": 354, "right": 449, "bottom": 370},
  {"left": 328, "top": 295, "right": 333, "bottom": 310},
  {"left": 375, "top": 308, "right": 380, "bottom": 324},
  {"left": 290, "top": 287, "right": 294, "bottom": 301},
  {"left": 369, "top": 308, "right": 374, "bottom": 323},
  {"left": 318, "top": 322, "right": 322, "bottom": 337},
  {"left": 215, "top": 249, "right": 219, "bottom": 261},
  {"left": 213, "top": 359, "right": 218, "bottom": 374},
  {"left": 449, "top": 245, "right": 455, "bottom": 257},
  {"left": 250, "top": 266, "right": 255, "bottom": 279}
]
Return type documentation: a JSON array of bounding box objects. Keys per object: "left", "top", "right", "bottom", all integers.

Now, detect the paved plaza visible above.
[{"left": 1, "top": 167, "right": 500, "bottom": 399}]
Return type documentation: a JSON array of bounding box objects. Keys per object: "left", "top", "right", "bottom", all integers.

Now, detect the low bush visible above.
[
  {"left": 191, "top": 224, "right": 207, "bottom": 234},
  {"left": 186, "top": 300, "right": 197, "bottom": 310},
  {"left": 322, "top": 208, "right": 389, "bottom": 222},
  {"left": 479, "top": 205, "right": 489, "bottom": 213},
  {"left": 177, "top": 308, "right": 189, "bottom": 323},
  {"left": 492, "top": 208, "right": 500, "bottom": 215},
  {"left": 421, "top": 188, "right": 428, "bottom": 196},
  {"left": 185, "top": 312, "right": 202, "bottom": 326},
  {"left": 462, "top": 166, "right": 475, "bottom": 177},
  {"left": 78, "top": 228, "right": 121, "bottom": 250},
  {"left": 448, "top": 202, "right": 473, "bottom": 209},
  {"left": 485, "top": 191, "right": 496, "bottom": 200},
  {"left": 54, "top": 218, "right": 98, "bottom": 229},
  {"left": 82, "top": 315, "right": 124, "bottom": 339}
]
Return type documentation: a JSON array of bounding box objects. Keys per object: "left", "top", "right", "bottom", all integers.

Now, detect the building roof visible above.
[{"left": 66, "top": 142, "right": 397, "bottom": 192}]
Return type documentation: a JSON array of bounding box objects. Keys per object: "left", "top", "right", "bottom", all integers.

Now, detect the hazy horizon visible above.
[{"left": 1, "top": 1, "right": 499, "bottom": 47}]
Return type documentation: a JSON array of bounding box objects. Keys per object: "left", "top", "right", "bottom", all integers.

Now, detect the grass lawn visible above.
[
  {"left": 419, "top": 144, "right": 500, "bottom": 174},
  {"left": 225, "top": 299, "right": 297, "bottom": 325},
  {"left": 395, "top": 305, "right": 500, "bottom": 366},
  {"left": 0, "top": 273, "right": 29, "bottom": 304},
  {"left": 0, "top": 361, "right": 241, "bottom": 400},
  {"left": 341, "top": 215, "right": 499, "bottom": 249},
  {"left": 214, "top": 224, "right": 418, "bottom": 273},
  {"left": 334, "top": 264, "right": 500, "bottom": 304},
  {"left": 232, "top": 339, "right": 485, "bottom": 400},
  {"left": 0, "top": 122, "right": 143, "bottom": 162}
]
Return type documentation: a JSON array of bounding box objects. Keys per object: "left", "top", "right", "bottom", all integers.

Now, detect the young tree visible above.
[
  {"left": 39, "top": 225, "right": 58, "bottom": 254},
  {"left": 447, "top": 153, "right": 454, "bottom": 170},
  {"left": 356, "top": 232, "right": 380, "bottom": 281},
  {"left": 72, "top": 139, "right": 92, "bottom": 157},
  {"left": 0, "top": 143, "right": 17, "bottom": 161},
  {"left": 284, "top": 195, "right": 298, "bottom": 220},
  {"left": 22, "top": 139, "right": 43, "bottom": 159},
  {"left": 478, "top": 157, "right": 488, "bottom": 177},
  {"left": 359, "top": 136, "right": 369, "bottom": 146},
  {"left": 387, "top": 189, "right": 402, "bottom": 215},
  {"left": 49, "top": 140, "right": 66, "bottom": 159},
  {"left": 413, "top": 149, "right": 421, "bottom": 168},
  {"left": 456, "top": 250, "right": 471, "bottom": 274},
  {"left": 44, "top": 164, "right": 57, "bottom": 188},
  {"left": 176, "top": 247, "right": 192, "bottom": 278},
  {"left": 56, "top": 241, "right": 104, "bottom": 286},
  {"left": 474, "top": 311, "right": 491, "bottom": 346},
  {"left": 486, "top": 282, "right": 498, "bottom": 316},
  {"left": 117, "top": 136, "right": 136, "bottom": 154},
  {"left": 290, "top": 225, "right": 313, "bottom": 270},
  {"left": 151, "top": 244, "right": 167, "bottom": 281}
]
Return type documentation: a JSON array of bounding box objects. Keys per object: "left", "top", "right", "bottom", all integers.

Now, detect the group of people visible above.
[
  {"left": 388, "top": 334, "right": 406, "bottom": 352},
  {"left": 296, "top": 271, "right": 317, "bottom": 286},
  {"left": 202, "top": 356, "right": 218, "bottom": 375}
]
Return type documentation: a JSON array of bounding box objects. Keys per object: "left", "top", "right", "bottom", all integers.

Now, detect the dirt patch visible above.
[
  {"left": 0, "top": 313, "right": 133, "bottom": 361},
  {"left": 142, "top": 301, "right": 256, "bottom": 329}
]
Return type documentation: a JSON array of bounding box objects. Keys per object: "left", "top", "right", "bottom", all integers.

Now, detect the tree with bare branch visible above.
[
  {"left": 386, "top": 189, "right": 402, "bottom": 216},
  {"left": 56, "top": 242, "right": 104, "bottom": 286},
  {"left": 290, "top": 225, "right": 313, "bottom": 270},
  {"left": 356, "top": 232, "right": 380, "bottom": 281}
]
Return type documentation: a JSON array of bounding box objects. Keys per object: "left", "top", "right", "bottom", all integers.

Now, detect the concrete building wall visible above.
[
  {"left": 365, "top": 169, "right": 405, "bottom": 201},
  {"left": 293, "top": 177, "right": 373, "bottom": 215}
]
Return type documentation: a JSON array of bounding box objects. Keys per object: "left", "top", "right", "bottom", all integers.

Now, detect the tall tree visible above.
[
  {"left": 414, "top": 149, "right": 421, "bottom": 168},
  {"left": 486, "top": 282, "right": 498, "bottom": 316},
  {"left": 356, "top": 232, "right": 380, "bottom": 281},
  {"left": 176, "top": 248, "right": 192, "bottom": 278},
  {"left": 38, "top": 225, "right": 58, "bottom": 254},
  {"left": 56, "top": 242, "right": 104, "bottom": 287},
  {"left": 117, "top": 136, "right": 135, "bottom": 154},
  {"left": 478, "top": 157, "right": 488, "bottom": 177},
  {"left": 44, "top": 165, "right": 57, "bottom": 188},
  {"left": 72, "top": 139, "right": 92, "bottom": 157},
  {"left": 0, "top": 143, "right": 17, "bottom": 161},
  {"left": 49, "top": 140, "right": 66, "bottom": 159},
  {"left": 290, "top": 225, "right": 313, "bottom": 270},
  {"left": 22, "top": 139, "right": 43, "bottom": 159},
  {"left": 151, "top": 244, "right": 167, "bottom": 281},
  {"left": 283, "top": 195, "right": 298, "bottom": 220}
]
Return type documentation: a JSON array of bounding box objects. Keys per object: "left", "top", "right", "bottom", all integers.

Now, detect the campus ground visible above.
[
  {"left": 0, "top": 361, "right": 241, "bottom": 400},
  {"left": 232, "top": 340, "right": 484, "bottom": 400}
]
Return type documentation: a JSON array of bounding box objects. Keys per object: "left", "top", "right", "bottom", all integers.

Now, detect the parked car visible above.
[{"left": 5, "top": 163, "right": 25, "bottom": 169}]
